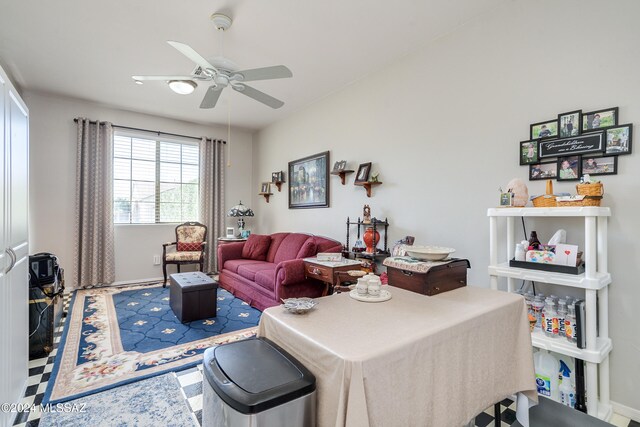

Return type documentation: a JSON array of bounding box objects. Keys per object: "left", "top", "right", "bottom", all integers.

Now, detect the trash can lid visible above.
[{"left": 203, "top": 337, "right": 316, "bottom": 414}]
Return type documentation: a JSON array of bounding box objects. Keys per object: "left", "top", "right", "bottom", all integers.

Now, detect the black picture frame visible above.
[
  {"left": 557, "top": 156, "right": 581, "bottom": 181},
  {"left": 558, "top": 110, "right": 582, "bottom": 138},
  {"left": 530, "top": 119, "right": 558, "bottom": 140},
  {"left": 519, "top": 140, "right": 540, "bottom": 165},
  {"left": 539, "top": 132, "right": 605, "bottom": 158},
  {"left": 332, "top": 160, "right": 347, "bottom": 173},
  {"left": 582, "top": 107, "right": 619, "bottom": 132},
  {"left": 277, "top": 171, "right": 285, "bottom": 182},
  {"left": 529, "top": 161, "right": 557, "bottom": 181},
  {"left": 581, "top": 155, "right": 618, "bottom": 176},
  {"left": 288, "top": 151, "right": 330, "bottom": 209},
  {"left": 605, "top": 123, "right": 633, "bottom": 156},
  {"left": 354, "top": 162, "right": 372, "bottom": 184},
  {"left": 271, "top": 172, "right": 279, "bottom": 183}
]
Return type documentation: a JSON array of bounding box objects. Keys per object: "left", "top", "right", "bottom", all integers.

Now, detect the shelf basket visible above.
[
  {"left": 576, "top": 182, "right": 604, "bottom": 197},
  {"left": 532, "top": 179, "right": 557, "bottom": 207},
  {"left": 557, "top": 196, "right": 603, "bottom": 207},
  {"left": 532, "top": 195, "right": 557, "bottom": 207}
]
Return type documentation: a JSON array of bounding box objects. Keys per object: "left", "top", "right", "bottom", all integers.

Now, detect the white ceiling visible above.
[{"left": 0, "top": 0, "right": 504, "bottom": 130}]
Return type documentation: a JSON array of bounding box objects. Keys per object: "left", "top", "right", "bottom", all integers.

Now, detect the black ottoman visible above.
[{"left": 169, "top": 272, "right": 218, "bottom": 323}]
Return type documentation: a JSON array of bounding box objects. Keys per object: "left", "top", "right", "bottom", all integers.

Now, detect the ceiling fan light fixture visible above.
[{"left": 168, "top": 80, "right": 197, "bottom": 95}]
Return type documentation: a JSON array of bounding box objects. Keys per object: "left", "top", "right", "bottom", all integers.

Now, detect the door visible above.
[
  {"left": 0, "top": 65, "right": 29, "bottom": 427},
  {"left": 6, "top": 89, "right": 29, "bottom": 421},
  {"left": 0, "top": 69, "right": 8, "bottom": 427}
]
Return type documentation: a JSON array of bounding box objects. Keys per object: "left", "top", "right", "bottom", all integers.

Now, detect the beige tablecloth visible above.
[{"left": 257, "top": 286, "right": 537, "bottom": 427}]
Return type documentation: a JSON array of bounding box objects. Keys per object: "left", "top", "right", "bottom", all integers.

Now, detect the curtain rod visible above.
[{"left": 73, "top": 118, "right": 226, "bottom": 144}]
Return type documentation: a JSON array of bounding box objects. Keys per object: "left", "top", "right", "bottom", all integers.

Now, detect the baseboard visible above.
[
  {"left": 111, "top": 276, "right": 165, "bottom": 286},
  {"left": 611, "top": 400, "right": 640, "bottom": 422}
]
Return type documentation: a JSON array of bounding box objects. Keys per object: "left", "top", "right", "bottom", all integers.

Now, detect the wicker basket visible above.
[
  {"left": 532, "top": 179, "right": 556, "bottom": 207},
  {"left": 532, "top": 195, "right": 557, "bottom": 207},
  {"left": 557, "top": 196, "right": 602, "bottom": 207},
  {"left": 576, "top": 182, "right": 604, "bottom": 197}
]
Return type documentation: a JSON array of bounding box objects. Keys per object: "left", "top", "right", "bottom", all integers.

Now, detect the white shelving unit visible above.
[{"left": 488, "top": 206, "right": 612, "bottom": 421}]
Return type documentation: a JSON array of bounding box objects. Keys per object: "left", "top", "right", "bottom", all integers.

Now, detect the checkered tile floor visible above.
[{"left": 13, "top": 293, "right": 638, "bottom": 427}]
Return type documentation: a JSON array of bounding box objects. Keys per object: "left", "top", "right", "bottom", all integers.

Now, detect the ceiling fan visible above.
[{"left": 132, "top": 14, "right": 292, "bottom": 109}]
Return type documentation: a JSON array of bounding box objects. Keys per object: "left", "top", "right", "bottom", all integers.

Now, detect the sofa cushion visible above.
[
  {"left": 223, "top": 259, "right": 264, "bottom": 274},
  {"left": 254, "top": 269, "right": 277, "bottom": 292},
  {"left": 237, "top": 262, "right": 276, "bottom": 282},
  {"left": 274, "top": 234, "right": 313, "bottom": 264},
  {"left": 266, "top": 233, "right": 290, "bottom": 263},
  {"left": 241, "top": 234, "right": 271, "bottom": 261},
  {"left": 296, "top": 239, "right": 317, "bottom": 259}
]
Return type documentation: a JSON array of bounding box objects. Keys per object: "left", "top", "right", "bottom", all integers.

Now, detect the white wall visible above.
[
  {"left": 253, "top": 0, "right": 640, "bottom": 415},
  {"left": 25, "top": 91, "right": 253, "bottom": 285}
]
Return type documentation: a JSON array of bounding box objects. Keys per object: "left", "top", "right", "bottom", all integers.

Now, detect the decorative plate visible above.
[
  {"left": 349, "top": 289, "right": 392, "bottom": 303},
  {"left": 282, "top": 297, "right": 318, "bottom": 314}
]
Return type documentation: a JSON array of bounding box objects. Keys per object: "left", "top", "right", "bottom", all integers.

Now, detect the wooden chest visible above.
[{"left": 387, "top": 259, "right": 470, "bottom": 296}]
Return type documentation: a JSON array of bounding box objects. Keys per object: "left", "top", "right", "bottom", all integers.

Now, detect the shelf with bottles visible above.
[
  {"left": 488, "top": 264, "right": 611, "bottom": 290},
  {"left": 530, "top": 331, "right": 611, "bottom": 364},
  {"left": 487, "top": 207, "right": 611, "bottom": 420}
]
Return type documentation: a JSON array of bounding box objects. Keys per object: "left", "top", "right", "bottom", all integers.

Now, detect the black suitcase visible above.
[{"left": 29, "top": 253, "right": 64, "bottom": 359}]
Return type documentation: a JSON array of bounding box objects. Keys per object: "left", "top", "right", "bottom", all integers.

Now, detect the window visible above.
[{"left": 113, "top": 133, "right": 200, "bottom": 224}]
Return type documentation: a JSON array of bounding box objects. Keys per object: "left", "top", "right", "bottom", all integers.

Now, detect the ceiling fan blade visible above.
[
  {"left": 167, "top": 41, "right": 218, "bottom": 73},
  {"left": 200, "top": 86, "right": 224, "bottom": 109},
  {"left": 234, "top": 65, "right": 293, "bottom": 82},
  {"left": 132, "top": 75, "right": 194, "bottom": 81},
  {"left": 233, "top": 84, "right": 284, "bottom": 109}
]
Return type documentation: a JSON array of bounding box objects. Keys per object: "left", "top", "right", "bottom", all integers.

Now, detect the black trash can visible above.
[{"left": 202, "top": 337, "right": 316, "bottom": 427}]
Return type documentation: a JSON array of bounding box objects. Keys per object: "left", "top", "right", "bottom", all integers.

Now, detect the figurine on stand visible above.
[{"left": 363, "top": 205, "right": 371, "bottom": 224}]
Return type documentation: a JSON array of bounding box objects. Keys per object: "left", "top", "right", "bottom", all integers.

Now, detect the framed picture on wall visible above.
[
  {"left": 582, "top": 107, "right": 618, "bottom": 132},
  {"left": 288, "top": 151, "right": 330, "bottom": 209},
  {"left": 558, "top": 110, "right": 582, "bottom": 138},
  {"left": 354, "top": 162, "right": 372, "bottom": 183},
  {"left": 557, "top": 156, "right": 581, "bottom": 181},
  {"left": 529, "top": 161, "right": 557, "bottom": 181},
  {"left": 582, "top": 155, "right": 617, "bottom": 176},
  {"left": 530, "top": 119, "right": 558, "bottom": 140},
  {"left": 519, "top": 140, "right": 539, "bottom": 165},
  {"left": 605, "top": 124, "right": 632, "bottom": 155}
]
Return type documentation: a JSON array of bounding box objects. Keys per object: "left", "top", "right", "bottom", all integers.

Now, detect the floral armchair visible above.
[{"left": 162, "top": 221, "right": 208, "bottom": 287}]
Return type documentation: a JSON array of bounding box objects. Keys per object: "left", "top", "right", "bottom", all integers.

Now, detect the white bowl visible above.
[{"left": 405, "top": 245, "right": 456, "bottom": 261}]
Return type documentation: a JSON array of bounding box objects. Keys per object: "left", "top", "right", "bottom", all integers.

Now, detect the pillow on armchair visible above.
[{"left": 242, "top": 234, "right": 271, "bottom": 261}]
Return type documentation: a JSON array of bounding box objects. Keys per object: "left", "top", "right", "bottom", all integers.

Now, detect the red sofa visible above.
[{"left": 217, "top": 232, "right": 342, "bottom": 310}]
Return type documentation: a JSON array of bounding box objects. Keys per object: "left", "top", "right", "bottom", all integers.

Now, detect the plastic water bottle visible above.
[
  {"left": 542, "top": 298, "right": 558, "bottom": 337},
  {"left": 557, "top": 299, "right": 567, "bottom": 338},
  {"left": 565, "top": 304, "right": 577, "bottom": 344},
  {"left": 532, "top": 296, "right": 545, "bottom": 330},
  {"left": 525, "top": 292, "right": 534, "bottom": 317}
]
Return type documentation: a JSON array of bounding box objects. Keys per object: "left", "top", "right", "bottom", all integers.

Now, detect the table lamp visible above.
[{"left": 227, "top": 201, "right": 254, "bottom": 237}]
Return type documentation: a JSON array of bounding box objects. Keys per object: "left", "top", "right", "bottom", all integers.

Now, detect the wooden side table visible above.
[{"left": 303, "top": 258, "right": 364, "bottom": 295}]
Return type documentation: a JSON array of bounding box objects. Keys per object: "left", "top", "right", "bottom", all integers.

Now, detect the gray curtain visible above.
[
  {"left": 73, "top": 118, "right": 115, "bottom": 289},
  {"left": 199, "top": 137, "right": 226, "bottom": 273}
]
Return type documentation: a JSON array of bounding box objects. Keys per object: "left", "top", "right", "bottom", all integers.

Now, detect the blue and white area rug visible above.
[
  {"left": 44, "top": 283, "right": 260, "bottom": 404},
  {"left": 40, "top": 373, "right": 196, "bottom": 427}
]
